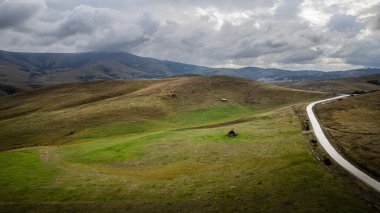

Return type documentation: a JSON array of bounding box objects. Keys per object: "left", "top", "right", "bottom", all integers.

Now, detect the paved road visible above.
[{"left": 306, "top": 95, "right": 380, "bottom": 193}]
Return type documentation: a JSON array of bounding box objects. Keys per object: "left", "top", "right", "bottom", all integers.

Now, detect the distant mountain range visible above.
[{"left": 1, "top": 50, "right": 380, "bottom": 84}]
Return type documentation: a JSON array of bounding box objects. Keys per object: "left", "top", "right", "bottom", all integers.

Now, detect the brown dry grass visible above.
[{"left": 315, "top": 91, "right": 380, "bottom": 179}]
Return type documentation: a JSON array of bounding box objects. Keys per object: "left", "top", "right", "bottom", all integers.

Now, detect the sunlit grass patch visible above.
[{"left": 0, "top": 148, "right": 60, "bottom": 202}]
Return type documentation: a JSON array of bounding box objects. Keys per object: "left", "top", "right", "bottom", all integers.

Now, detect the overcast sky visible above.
[{"left": 0, "top": 0, "right": 379, "bottom": 70}]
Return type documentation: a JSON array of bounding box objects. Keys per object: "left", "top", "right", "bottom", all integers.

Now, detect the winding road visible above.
[{"left": 306, "top": 95, "right": 380, "bottom": 193}]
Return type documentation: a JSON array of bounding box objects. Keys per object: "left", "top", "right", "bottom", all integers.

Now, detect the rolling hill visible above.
[
  {"left": 1, "top": 50, "right": 380, "bottom": 85},
  {"left": 0, "top": 75, "right": 323, "bottom": 150},
  {"left": 1, "top": 75, "right": 375, "bottom": 212}
]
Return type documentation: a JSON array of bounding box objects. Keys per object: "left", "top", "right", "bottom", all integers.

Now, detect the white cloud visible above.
[{"left": 299, "top": 0, "right": 332, "bottom": 26}]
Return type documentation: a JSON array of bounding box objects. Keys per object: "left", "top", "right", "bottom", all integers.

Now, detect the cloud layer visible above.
[{"left": 0, "top": 0, "right": 379, "bottom": 70}]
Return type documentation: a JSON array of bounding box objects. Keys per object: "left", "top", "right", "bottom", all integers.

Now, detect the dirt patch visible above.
[{"left": 39, "top": 147, "right": 55, "bottom": 163}]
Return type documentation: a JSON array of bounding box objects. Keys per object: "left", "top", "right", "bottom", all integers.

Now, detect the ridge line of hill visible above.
[{"left": 1, "top": 49, "right": 380, "bottom": 84}]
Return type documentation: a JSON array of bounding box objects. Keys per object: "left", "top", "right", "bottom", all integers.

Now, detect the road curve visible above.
[{"left": 306, "top": 95, "right": 380, "bottom": 193}]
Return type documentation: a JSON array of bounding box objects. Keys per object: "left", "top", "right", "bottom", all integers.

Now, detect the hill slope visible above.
[
  {"left": 315, "top": 91, "right": 380, "bottom": 180},
  {"left": 0, "top": 82, "right": 42, "bottom": 96},
  {"left": 1, "top": 50, "right": 380, "bottom": 84},
  {"left": 0, "top": 75, "right": 323, "bottom": 150}
]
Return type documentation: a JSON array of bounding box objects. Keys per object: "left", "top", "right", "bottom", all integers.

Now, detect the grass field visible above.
[{"left": 0, "top": 76, "right": 375, "bottom": 212}]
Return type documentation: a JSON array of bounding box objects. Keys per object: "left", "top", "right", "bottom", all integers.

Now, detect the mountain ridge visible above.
[{"left": 1, "top": 49, "right": 380, "bottom": 84}]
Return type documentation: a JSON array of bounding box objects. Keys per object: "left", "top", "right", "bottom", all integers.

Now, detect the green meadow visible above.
[{"left": 0, "top": 106, "right": 372, "bottom": 212}]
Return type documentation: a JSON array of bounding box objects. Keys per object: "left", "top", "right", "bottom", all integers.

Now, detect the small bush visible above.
[
  {"left": 302, "top": 121, "right": 309, "bottom": 131},
  {"left": 323, "top": 158, "right": 332, "bottom": 166},
  {"left": 351, "top": 90, "right": 366, "bottom": 95},
  {"left": 366, "top": 80, "right": 380, "bottom": 85}
]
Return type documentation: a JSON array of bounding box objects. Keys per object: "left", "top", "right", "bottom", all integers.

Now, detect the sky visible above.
[{"left": 0, "top": 0, "right": 379, "bottom": 71}]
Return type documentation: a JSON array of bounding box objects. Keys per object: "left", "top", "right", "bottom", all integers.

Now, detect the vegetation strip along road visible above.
[{"left": 307, "top": 95, "right": 380, "bottom": 193}]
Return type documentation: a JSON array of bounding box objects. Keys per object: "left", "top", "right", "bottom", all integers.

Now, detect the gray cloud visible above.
[
  {"left": 332, "top": 35, "right": 380, "bottom": 67},
  {"left": 0, "top": 0, "right": 379, "bottom": 70},
  {"left": 279, "top": 47, "right": 323, "bottom": 64},
  {"left": 368, "top": 5, "right": 380, "bottom": 31},
  {"left": 138, "top": 13, "right": 160, "bottom": 36},
  {"left": 53, "top": 5, "right": 114, "bottom": 38},
  {"left": 232, "top": 39, "right": 289, "bottom": 59},
  {"left": 374, "top": 16, "right": 380, "bottom": 30},
  {"left": 44, "top": 0, "right": 278, "bottom": 13},
  {"left": 0, "top": 0, "right": 45, "bottom": 29},
  {"left": 274, "top": 0, "right": 303, "bottom": 19},
  {"left": 327, "top": 14, "right": 362, "bottom": 33}
]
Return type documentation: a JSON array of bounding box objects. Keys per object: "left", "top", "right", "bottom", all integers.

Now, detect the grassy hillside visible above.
[
  {"left": 276, "top": 74, "right": 380, "bottom": 94},
  {"left": 0, "top": 75, "right": 322, "bottom": 151},
  {"left": 315, "top": 91, "right": 380, "bottom": 180},
  {"left": 0, "top": 83, "right": 42, "bottom": 96},
  {"left": 0, "top": 75, "right": 375, "bottom": 212}
]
